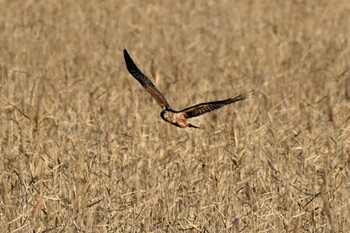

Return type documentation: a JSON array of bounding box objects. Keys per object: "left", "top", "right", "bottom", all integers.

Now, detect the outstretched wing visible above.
[
  {"left": 123, "top": 49, "right": 170, "bottom": 109},
  {"left": 180, "top": 91, "right": 253, "bottom": 118}
]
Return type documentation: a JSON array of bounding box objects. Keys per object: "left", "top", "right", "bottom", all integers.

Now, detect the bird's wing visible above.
[
  {"left": 123, "top": 49, "right": 171, "bottom": 109},
  {"left": 180, "top": 91, "right": 253, "bottom": 118}
]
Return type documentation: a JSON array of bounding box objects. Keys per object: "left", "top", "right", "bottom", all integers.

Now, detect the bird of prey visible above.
[{"left": 123, "top": 49, "right": 253, "bottom": 128}]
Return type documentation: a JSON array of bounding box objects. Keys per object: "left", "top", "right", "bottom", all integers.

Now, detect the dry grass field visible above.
[{"left": 1, "top": 0, "right": 350, "bottom": 232}]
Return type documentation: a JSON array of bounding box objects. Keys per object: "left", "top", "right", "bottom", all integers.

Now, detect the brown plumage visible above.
[{"left": 123, "top": 49, "right": 253, "bottom": 128}]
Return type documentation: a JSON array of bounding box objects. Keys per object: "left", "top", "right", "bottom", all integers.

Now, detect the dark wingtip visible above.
[
  {"left": 227, "top": 90, "right": 254, "bottom": 103},
  {"left": 123, "top": 49, "right": 130, "bottom": 60},
  {"left": 244, "top": 90, "right": 255, "bottom": 98},
  {"left": 237, "top": 90, "right": 254, "bottom": 100},
  {"left": 123, "top": 49, "right": 136, "bottom": 72}
]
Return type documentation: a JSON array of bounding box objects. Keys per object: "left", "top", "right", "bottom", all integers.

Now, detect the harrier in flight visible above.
[{"left": 123, "top": 49, "right": 253, "bottom": 128}]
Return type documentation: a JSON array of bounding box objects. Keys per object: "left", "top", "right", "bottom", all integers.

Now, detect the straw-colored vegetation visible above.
[{"left": 1, "top": 0, "right": 350, "bottom": 232}]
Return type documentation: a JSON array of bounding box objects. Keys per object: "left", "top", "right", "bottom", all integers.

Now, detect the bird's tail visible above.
[{"left": 189, "top": 123, "right": 200, "bottom": 129}]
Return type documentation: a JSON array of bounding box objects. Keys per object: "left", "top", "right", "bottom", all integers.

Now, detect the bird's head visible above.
[
  {"left": 160, "top": 107, "right": 174, "bottom": 122},
  {"left": 160, "top": 109, "right": 167, "bottom": 121}
]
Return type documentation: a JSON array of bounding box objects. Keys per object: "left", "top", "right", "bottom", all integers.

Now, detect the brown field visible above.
[{"left": 1, "top": 0, "right": 350, "bottom": 232}]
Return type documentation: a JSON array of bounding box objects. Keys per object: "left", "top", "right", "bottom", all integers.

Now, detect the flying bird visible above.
[{"left": 123, "top": 49, "right": 253, "bottom": 128}]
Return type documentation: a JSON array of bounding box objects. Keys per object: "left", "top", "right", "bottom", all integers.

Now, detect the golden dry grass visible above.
[{"left": 1, "top": 0, "right": 350, "bottom": 232}]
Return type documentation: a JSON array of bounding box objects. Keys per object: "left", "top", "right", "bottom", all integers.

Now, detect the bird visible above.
[{"left": 123, "top": 49, "right": 253, "bottom": 128}]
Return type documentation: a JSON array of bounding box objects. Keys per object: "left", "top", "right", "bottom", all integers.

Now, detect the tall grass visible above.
[{"left": 1, "top": 0, "right": 349, "bottom": 232}]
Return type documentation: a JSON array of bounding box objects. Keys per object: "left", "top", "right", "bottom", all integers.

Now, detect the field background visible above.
[{"left": 1, "top": 0, "right": 350, "bottom": 232}]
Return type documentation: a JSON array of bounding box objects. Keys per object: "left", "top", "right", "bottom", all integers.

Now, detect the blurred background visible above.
[{"left": 0, "top": 0, "right": 349, "bottom": 232}]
